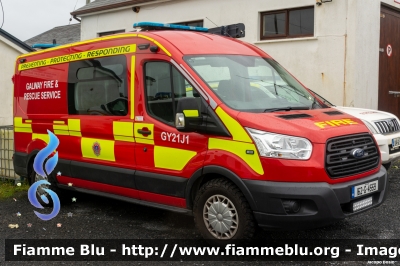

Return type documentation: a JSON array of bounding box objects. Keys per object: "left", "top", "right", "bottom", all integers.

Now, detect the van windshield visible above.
[{"left": 184, "top": 55, "right": 322, "bottom": 112}]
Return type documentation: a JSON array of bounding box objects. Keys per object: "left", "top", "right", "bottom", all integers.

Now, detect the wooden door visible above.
[{"left": 379, "top": 6, "right": 400, "bottom": 117}]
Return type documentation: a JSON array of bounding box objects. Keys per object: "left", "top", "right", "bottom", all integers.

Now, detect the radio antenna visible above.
[{"left": 205, "top": 17, "right": 218, "bottom": 27}]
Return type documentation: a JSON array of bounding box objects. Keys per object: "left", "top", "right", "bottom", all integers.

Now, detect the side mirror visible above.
[{"left": 175, "top": 98, "right": 202, "bottom": 132}]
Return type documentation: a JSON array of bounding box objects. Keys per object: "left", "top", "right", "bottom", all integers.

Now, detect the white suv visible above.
[{"left": 312, "top": 91, "right": 400, "bottom": 170}]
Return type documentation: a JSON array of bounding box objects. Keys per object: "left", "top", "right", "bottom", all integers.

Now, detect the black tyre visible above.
[
  {"left": 193, "top": 178, "right": 255, "bottom": 241},
  {"left": 28, "top": 162, "right": 54, "bottom": 207},
  {"left": 383, "top": 162, "right": 392, "bottom": 171},
  {"left": 28, "top": 162, "right": 70, "bottom": 206}
]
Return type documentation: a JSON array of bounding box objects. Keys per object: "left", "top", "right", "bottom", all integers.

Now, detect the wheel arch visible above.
[{"left": 185, "top": 165, "right": 257, "bottom": 211}]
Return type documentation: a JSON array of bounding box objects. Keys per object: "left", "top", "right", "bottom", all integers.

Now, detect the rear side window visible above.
[{"left": 68, "top": 55, "right": 128, "bottom": 116}]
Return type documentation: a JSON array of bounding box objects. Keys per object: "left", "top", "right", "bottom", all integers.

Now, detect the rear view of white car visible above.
[{"left": 312, "top": 91, "right": 400, "bottom": 170}]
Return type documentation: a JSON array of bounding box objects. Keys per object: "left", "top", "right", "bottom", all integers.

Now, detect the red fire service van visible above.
[{"left": 13, "top": 22, "right": 387, "bottom": 240}]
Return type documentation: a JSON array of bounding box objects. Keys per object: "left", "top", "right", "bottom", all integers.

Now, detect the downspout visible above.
[{"left": 343, "top": 1, "right": 348, "bottom": 106}]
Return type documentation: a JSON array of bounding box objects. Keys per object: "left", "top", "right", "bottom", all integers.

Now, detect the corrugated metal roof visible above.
[
  {"left": 71, "top": 0, "right": 159, "bottom": 16},
  {"left": 25, "top": 24, "right": 81, "bottom": 47},
  {"left": 0, "top": 28, "right": 34, "bottom": 52}
]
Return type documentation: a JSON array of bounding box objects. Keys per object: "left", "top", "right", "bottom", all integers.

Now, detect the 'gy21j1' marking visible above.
[{"left": 161, "top": 132, "right": 189, "bottom": 145}]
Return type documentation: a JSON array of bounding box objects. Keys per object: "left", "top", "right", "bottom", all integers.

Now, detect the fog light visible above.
[
  {"left": 282, "top": 200, "right": 301, "bottom": 214},
  {"left": 352, "top": 197, "right": 373, "bottom": 212}
]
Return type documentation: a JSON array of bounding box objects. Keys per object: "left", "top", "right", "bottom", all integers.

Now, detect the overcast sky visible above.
[{"left": 1, "top": 0, "right": 88, "bottom": 41}]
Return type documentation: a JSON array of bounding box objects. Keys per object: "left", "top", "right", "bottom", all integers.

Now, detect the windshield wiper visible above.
[
  {"left": 235, "top": 75, "right": 312, "bottom": 102},
  {"left": 263, "top": 106, "right": 310, "bottom": 113}
]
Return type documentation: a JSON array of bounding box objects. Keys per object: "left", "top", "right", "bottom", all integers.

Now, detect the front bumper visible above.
[
  {"left": 243, "top": 167, "right": 387, "bottom": 230},
  {"left": 374, "top": 132, "right": 400, "bottom": 163}
]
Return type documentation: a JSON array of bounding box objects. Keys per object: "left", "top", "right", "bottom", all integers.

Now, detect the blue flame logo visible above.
[{"left": 28, "top": 130, "right": 61, "bottom": 221}]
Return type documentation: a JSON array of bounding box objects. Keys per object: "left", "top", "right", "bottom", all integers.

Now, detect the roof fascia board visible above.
[
  {"left": 73, "top": 0, "right": 176, "bottom": 17},
  {"left": 0, "top": 35, "right": 32, "bottom": 54},
  {"left": 0, "top": 29, "right": 34, "bottom": 52}
]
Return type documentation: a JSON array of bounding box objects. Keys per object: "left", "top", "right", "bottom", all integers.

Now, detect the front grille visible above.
[
  {"left": 325, "top": 134, "right": 379, "bottom": 178},
  {"left": 374, "top": 119, "right": 400, "bottom": 134}
]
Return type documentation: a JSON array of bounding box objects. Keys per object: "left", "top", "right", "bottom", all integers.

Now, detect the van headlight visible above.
[{"left": 246, "top": 128, "right": 312, "bottom": 160}]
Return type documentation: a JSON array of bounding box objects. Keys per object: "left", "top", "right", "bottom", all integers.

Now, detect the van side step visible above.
[{"left": 57, "top": 184, "right": 193, "bottom": 215}]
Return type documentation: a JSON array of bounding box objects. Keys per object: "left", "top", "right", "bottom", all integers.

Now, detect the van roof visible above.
[
  {"left": 146, "top": 30, "right": 267, "bottom": 57},
  {"left": 18, "top": 30, "right": 268, "bottom": 59}
]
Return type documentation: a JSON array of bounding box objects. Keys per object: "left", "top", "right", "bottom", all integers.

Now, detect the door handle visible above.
[
  {"left": 389, "top": 91, "right": 400, "bottom": 97},
  {"left": 137, "top": 128, "right": 152, "bottom": 136}
]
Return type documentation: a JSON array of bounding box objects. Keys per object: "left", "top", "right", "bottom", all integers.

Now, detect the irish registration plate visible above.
[
  {"left": 392, "top": 137, "right": 400, "bottom": 148},
  {"left": 351, "top": 180, "right": 378, "bottom": 198}
]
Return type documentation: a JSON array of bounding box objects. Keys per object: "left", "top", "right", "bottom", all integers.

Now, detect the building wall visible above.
[
  {"left": 79, "top": 0, "right": 400, "bottom": 109},
  {"left": 0, "top": 37, "right": 26, "bottom": 126}
]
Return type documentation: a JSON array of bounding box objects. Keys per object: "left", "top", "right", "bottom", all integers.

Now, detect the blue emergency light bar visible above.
[
  {"left": 31, "top": 43, "right": 60, "bottom": 49},
  {"left": 133, "top": 22, "right": 209, "bottom": 32},
  {"left": 133, "top": 21, "right": 245, "bottom": 38}
]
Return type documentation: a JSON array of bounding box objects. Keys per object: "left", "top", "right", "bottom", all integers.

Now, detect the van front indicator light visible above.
[{"left": 246, "top": 128, "right": 312, "bottom": 160}]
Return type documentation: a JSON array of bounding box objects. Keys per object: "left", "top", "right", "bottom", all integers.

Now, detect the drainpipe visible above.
[{"left": 86, "top": 0, "right": 90, "bottom": 4}]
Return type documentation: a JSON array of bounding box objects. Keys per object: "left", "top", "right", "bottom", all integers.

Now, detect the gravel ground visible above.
[{"left": 1, "top": 161, "right": 400, "bottom": 266}]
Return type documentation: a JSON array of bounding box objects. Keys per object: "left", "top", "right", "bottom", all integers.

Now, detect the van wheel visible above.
[
  {"left": 28, "top": 163, "right": 53, "bottom": 207},
  {"left": 193, "top": 178, "right": 255, "bottom": 240},
  {"left": 28, "top": 162, "right": 68, "bottom": 206}
]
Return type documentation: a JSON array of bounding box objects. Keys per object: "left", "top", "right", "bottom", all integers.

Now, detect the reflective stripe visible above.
[
  {"left": 17, "top": 32, "right": 169, "bottom": 60},
  {"left": 53, "top": 121, "right": 69, "bottom": 136},
  {"left": 154, "top": 146, "right": 196, "bottom": 170},
  {"left": 53, "top": 125, "right": 68, "bottom": 130},
  {"left": 14, "top": 127, "right": 32, "bottom": 133},
  {"left": 68, "top": 119, "right": 81, "bottom": 137},
  {"left": 19, "top": 44, "right": 137, "bottom": 71},
  {"left": 14, "top": 117, "right": 32, "bottom": 133},
  {"left": 113, "top": 121, "right": 135, "bottom": 142},
  {"left": 54, "top": 130, "right": 69, "bottom": 136},
  {"left": 183, "top": 110, "right": 199, "bottom": 117},
  {"left": 32, "top": 133, "right": 49, "bottom": 144},
  {"left": 14, "top": 117, "right": 31, "bottom": 128},
  {"left": 215, "top": 107, "right": 252, "bottom": 143},
  {"left": 138, "top": 34, "right": 172, "bottom": 57},
  {"left": 154, "top": 40, "right": 172, "bottom": 57},
  {"left": 130, "top": 56, "right": 136, "bottom": 120},
  {"left": 81, "top": 138, "right": 115, "bottom": 162},
  {"left": 208, "top": 138, "right": 264, "bottom": 175},
  {"left": 134, "top": 123, "right": 154, "bottom": 145},
  {"left": 18, "top": 33, "right": 139, "bottom": 58},
  {"left": 70, "top": 132, "right": 81, "bottom": 137}
]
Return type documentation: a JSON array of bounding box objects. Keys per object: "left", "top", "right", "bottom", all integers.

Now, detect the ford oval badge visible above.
[{"left": 351, "top": 148, "right": 365, "bottom": 159}]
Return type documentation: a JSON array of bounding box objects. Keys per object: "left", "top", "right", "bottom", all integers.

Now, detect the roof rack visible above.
[{"left": 133, "top": 22, "right": 245, "bottom": 38}]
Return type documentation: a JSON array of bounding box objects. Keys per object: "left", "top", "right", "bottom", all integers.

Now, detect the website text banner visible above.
[{"left": 5, "top": 239, "right": 400, "bottom": 262}]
